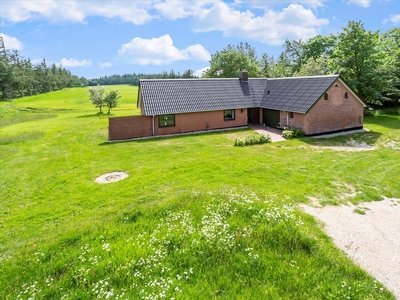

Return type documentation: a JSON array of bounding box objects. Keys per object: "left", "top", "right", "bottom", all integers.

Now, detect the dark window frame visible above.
[
  {"left": 224, "top": 109, "right": 235, "bottom": 121},
  {"left": 289, "top": 112, "right": 294, "bottom": 119},
  {"left": 158, "top": 114, "right": 175, "bottom": 127},
  {"left": 324, "top": 93, "right": 329, "bottom": 100},
  {"left": 344, "top": 91, "right": 349, "bottom": 99}
]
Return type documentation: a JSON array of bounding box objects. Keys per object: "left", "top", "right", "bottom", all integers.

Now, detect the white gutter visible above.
[
  {"left": 285, "top": 112, "right": 288, "bottom": 127},
  {"left": 152, "top": 115, "right": 155, "bottom": 136}
]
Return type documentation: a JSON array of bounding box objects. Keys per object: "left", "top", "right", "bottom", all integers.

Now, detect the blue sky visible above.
[{"left": 1, "top": 0, "right": 399, "bottom": 79}]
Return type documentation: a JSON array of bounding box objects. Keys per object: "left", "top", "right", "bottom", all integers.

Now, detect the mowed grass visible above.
[{"left": 0, "top": 86, "right": 399, "bottom": 299}]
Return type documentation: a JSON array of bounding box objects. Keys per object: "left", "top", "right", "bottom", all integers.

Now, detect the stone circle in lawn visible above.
[{"left": 95, "top": 171, "right": 128, "bottom": 184}]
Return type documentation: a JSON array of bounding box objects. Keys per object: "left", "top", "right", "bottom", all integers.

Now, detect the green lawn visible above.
[{"left": 0, "top": 86, "right": 399, "bottom": 299}]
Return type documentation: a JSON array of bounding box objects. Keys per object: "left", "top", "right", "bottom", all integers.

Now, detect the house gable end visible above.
[{"left": 259, "top": 75, "right": 340, "bottom": 114}]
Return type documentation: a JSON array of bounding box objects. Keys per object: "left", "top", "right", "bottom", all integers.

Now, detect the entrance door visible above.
[
  {"left": 248, "top": 108, "right": 260, "bottom": 124},
  {"left": 263, "top": 109, "right": 280, "bottom": 128}
]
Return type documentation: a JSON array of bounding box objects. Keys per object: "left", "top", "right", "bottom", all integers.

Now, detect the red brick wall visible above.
[
  {"left": 108, "top": 109, "right": 248, "bottom": 141},
  {"left": 108, "top": 116, "right": 152, "bottom": 141},
  {"left": 154, "top": 109, "right": 248, "bottom": 135},
  {"left": 278, "top": 79, "right": 364, "bottom": 135},
  {"left": 279, "top": 111, "right": 306, "bottom": 129}
]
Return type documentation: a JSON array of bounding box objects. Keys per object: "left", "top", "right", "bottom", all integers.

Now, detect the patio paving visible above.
[{"left": 250, "top": 125, "right": 286, "bottom": 142}]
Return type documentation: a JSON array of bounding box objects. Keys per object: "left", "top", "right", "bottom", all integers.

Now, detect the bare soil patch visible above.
[
  {"left": 311, "top": 138, "right": 376, "bottom": 152},
  {"left": 300, "top": 198, "right": 400, "bottom": 298}
]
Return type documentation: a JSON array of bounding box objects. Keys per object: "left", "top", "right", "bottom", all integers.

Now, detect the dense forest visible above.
[
  {"left": 87, "top": 69, "right": 197, "bottom": 86},
  {"left": 1, "top": 21, "right": 399, "bottom": 107},
  {"left": 0, "top": 37, "right": 87, "bottom": 100}
]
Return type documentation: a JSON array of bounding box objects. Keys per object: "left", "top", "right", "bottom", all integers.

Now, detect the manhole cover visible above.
[{"left": 95, "top": 171, "right": 128, "bottom": 184}]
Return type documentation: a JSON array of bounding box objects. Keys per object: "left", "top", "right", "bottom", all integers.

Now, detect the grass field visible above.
[{"left": 1, "top": 85, "right": 399, "bottom": 299}]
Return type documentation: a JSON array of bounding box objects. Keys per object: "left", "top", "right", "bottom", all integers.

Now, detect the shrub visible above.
[
  {"left": 234, "top": 134, "right": 271, "bottom": 147},
  {"left": 282, "top": 127, "right": 305, "bottom": 139}
]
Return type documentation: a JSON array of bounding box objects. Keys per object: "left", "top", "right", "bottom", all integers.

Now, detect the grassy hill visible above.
[
  {"left": 5, "top": 84, "right": 139, "bottom": 112},
  {"left": 0, "top": 86, "right": 398, "bottom": 299}
]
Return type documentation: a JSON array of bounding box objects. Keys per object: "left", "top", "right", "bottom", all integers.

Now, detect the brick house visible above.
[{"left": 108, "top": 72, "right": 366, "bottom": 141}]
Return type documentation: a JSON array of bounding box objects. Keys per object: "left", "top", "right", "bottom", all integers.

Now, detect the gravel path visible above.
[{"left": 300, "top": 198, "right": 400, "bottom": 299}]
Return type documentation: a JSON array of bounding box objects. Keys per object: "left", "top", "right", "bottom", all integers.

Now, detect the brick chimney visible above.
[{"left": 239, "top": 71, "right": 248, "bottom": 82}]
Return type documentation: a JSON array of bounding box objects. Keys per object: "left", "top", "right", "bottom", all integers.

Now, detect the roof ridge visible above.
[
  {"left": 267, "top": 74, "right": 339, "bottom": 80},
  {"left": 139, "top": 75, "right": 339, "bottom": 82}
]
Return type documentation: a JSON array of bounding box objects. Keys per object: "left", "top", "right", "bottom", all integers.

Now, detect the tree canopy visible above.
[
  {"left": 203, "top": 43, "right": 261, "bottom": 78},
  {"left": 329, "top": 21, "right": 386, "bottom": 105}
]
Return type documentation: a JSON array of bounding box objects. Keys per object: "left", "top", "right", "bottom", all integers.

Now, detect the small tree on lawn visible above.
[
  {"left": 88, "top": 85, "right": 106, "bottom": 113},
  {"left": 104, "top": 89, "right": 120, "bottom": 114}
]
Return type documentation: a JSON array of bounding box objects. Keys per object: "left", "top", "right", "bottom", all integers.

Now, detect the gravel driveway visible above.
[{"left": 300, "top": 198, "right": 400, "bottom": 299}]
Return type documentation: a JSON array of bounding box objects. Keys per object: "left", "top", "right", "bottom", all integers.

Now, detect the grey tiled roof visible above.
[
  {"left": 139, "top": 75, "right": 340, "bottom": 116},
  {"left": 260, "top": 75, "right": 339, "bottom": 113}
]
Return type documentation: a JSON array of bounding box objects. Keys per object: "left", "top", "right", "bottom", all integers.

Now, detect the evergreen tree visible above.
[{"left": 0, "top": 37, "right": 11, "bottom": 99}]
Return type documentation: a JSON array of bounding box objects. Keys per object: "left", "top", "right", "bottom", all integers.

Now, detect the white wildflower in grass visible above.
[
  {"left": 89, "top": 255, "right": 101, "bottom": 265},
  {"left": 288, "top": 260, "right": 299, "bottom": 268},
  {"left": 0, "top": 254, "right": 12, "bottom": 265},
  {"left": 72, "top": 267, "right": 91, "bottom": 286},
  {"left": 15, "top": 190, "right": 308, "bottom": 299},
  {"left": 78, "top": 244, "right": 94, "bottom": 263},
  {"left": 17, "top": 281, "right": 42, "bottom": 300},
  {"left": 45, "top": 277, "right": 54, "bottom": 287},
  {"left": 256, "top": 203, "right": 303, "bottom": 226},
  {"left": 102, "top": 243, "right": 111, "bottom": 252},
  {"left": 92, "top": 278, "right": 116, "bottom": 299},
  {"left": 60, "top": 294, "right": 70, "bottom": 300}
]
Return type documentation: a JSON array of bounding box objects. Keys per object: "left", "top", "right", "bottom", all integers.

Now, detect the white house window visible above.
[
  {"left": 159, "top": 114, "right": 175, "bottom": 127},
  {"left": 224, "top": 110, "right": 235, "bottom": 121}
]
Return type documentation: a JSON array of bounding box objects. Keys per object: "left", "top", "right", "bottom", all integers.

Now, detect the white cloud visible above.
[
  {"left": 151, "top": 0, "right": 216, "bottom": 20},
  {"left": 235, "top": 0, "right": 327, "bottom": 9},
  {"left": 1, "top": 1, "right": 329, "bottom": 45},
  {"left": 347, "top": 0, "right": 372, "bottom": 8},
  {"left": 1, "top": 0, "right": 155, "bottom": 25},
  {"left": 117, "top": 34, "right": 211, "bottom": 65},
  {"left": 59, "top": 58, "right": 92, "bottom": 67},
  {"left": 0, "top": 33, "right": 23, "bottom": 50},
  {"left": 193, "top": 3, "right": 329, "bottom": 45},
  {"left": 99, "top": 62, "right": 112, "bottom": 69},
  {"left": 390, "top": 14, "right": 400, "bottom": 24},
  {"left": 194, "top": 67, "right": 209, "bottom": 77}
]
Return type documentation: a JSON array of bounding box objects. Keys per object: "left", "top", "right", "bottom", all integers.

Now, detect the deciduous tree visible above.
[
  {"left": 88, "top": 85, "right": 106, "bottom": 113},
  {"left": 380, "top": 28, "right": 400, "bottom": 106},
  {"left": 294, "top": 56, "right": 330, "bottom": 76},
  {"left": 104, "top": 89, "right": 120, "bottom": 114},
  {"left": 329, "top": 21, "right": 386, "bottom": 105},
  {"left": 204, "top": 42, "right": 261, "bottom": 78}
]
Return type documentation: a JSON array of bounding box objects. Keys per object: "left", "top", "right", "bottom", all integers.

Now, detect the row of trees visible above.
[
  {"left": 88, "top": 69, "right": 197, "bottom": 86},
  {"left": 0, "top": 37, "right": 88, "bottom": 100},
  {"left": 204, "top": 21, "right": 400, "bottom": 107}
]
